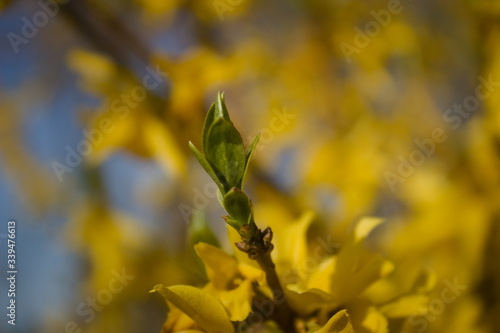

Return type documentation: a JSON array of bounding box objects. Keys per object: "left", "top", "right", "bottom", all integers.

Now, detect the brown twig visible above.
[
  {"left": 61, "top": 0, "right": 151, "bottom": 71},
  {"left": 236, "top": 227, "right": 298, "bottom": 333}
]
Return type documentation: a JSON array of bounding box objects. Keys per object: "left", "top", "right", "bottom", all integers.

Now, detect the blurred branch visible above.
[{"left": 60, "top": 0, "right": 152, "bottom": 80}]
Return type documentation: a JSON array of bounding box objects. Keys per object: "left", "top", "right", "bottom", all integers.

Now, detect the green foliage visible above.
[
  {"left": 223, "top": 188, "right": 254, "bottom": 227},
  {"left": 190, "top": 92, "right": 259, "bottom": 236},
  {"left": 205, "top": 117, "right": 245, "bottom": 192},
  {"left": 241, "top": 133, "right": 260, "bottom": 188}
]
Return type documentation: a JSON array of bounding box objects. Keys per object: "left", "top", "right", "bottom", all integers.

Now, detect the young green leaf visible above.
[
  {"left": 202, "top": 103, "right": 216, "bottom": 154},
  {"left": 223, "top": 188, "right": 253, "bottom": 227},
  {"left": 222, "top": 216, "right": 243, "bottom": 231},
  {"left": 189, "top": 141, "right": 225, "bottom": 193},
  {"left": 239, "top": 133, "right": 260, "bottom": 188},
  {"left": 205, "top": 118, "right": 245, "bottom": 192},
  {"left": 217, "top": 188, "right": 225, "bottom": 208},
  {"left": 215, "top": 92, "right": 231, "bottom": 121}
]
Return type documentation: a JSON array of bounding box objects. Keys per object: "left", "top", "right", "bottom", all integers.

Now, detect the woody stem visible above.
[
  {"left": 237, "top": 227, "right": 297, "bottom": 333},
  {"left": 256, "top": 253, "right": 297, "bottom": 332}
]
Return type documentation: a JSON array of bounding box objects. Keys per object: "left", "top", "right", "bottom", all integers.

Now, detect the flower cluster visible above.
[{"left": 151, "top": 95, "right": 431, "bottom": 333}]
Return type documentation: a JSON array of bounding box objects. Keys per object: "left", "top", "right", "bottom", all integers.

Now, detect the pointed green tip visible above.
[
  {"left": 189, "top": 141, "right": 202, "bottom": 155},
  {"left": 188, "top": 141, "right": 197, "bottom": 154},
  {"left": 216, "top": 92, "right": 224, "bottom": 110},
  {"left": 215, "top": 91, "right": 230, "bottom": 120}
]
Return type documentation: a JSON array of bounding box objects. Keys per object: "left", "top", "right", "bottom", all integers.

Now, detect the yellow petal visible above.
[
  {"left": 238, "top": 263, "right": 265, "bottom": 285},
  {"left": 212, "top": 280, "right": 253, "bottom": 321},
  {"left": 273, "top": 211, "right": 315, "bottom": 274},
  {"left": 307, "top": 257, "right": 336, "bottom": 293},
  {"left": 194, "top": 243, "right": 239, "bottom": 290},
  {"left": 332, "top": 254, "right": 393, "bottom": 303},
  {"left": 286, "top": 285, "right": 336, "bottom": 316},
  {"left": 316, "top": 309, "right": 355, "bottom": 333},
  {"left": 329, "top": 218, "right": 393, "bottom": 303},
  {"left": 362, "top": 262, "right": 433, "bottom": 305},
  {"left": 67, "top": 49, "right": 117, "bottom": 95},
  {"left": 143, "top": 115, "right": 187, "bottom": 178},
  {"left": 84, "top": 107, "right": 146, "bottom": 164},
  {"left": 151, "top": 284, "right": 234, "bottom": 333},
  {"left": 161, "top": 305, "right": 196, "bottom": 332},
  {"left": 353, "top": 217, "right": 384, "bottom": 243},
  {"left": 379, "top": 294, "right": 429, "bottom": 318},
  {"left": 357, "top": 306, "right": 387, "bottom": 333}
]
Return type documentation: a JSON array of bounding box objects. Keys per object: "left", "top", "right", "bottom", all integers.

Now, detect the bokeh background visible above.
[{"left": 1, "top": 0, "right": 500, "bottom": 332}]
